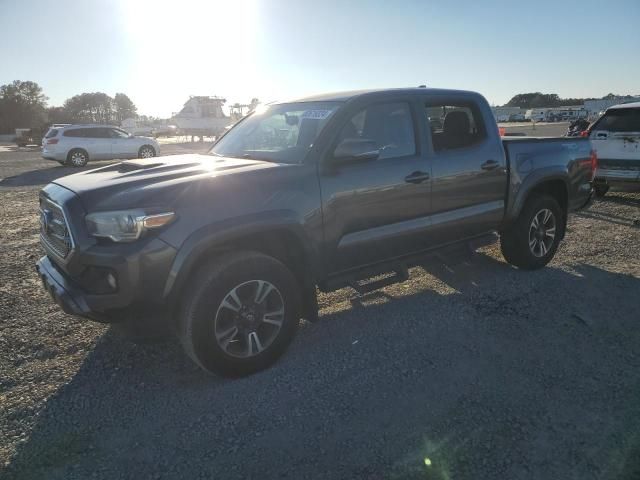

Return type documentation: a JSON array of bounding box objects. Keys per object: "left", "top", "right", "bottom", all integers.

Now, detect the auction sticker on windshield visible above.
[{"left": 301, "top": 110, "right": 333, "bottom": 120}]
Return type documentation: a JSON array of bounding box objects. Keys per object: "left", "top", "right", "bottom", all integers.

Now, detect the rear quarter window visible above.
[
  {"left": 63, "top": 129, "right": 84, "bottom": 137},
  {"left": 45, "top": 128, "right": 58, "bottom": 138},
  {"left": 593, "top": 108, "right": 640, "bottom": 132}
]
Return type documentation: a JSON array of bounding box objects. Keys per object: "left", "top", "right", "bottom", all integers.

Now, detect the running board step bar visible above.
[{"left": 348, "top": 264, "right": 408, "bottom": 295}]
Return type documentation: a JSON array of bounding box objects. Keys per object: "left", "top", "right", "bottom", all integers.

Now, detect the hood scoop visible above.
[{"left": 118, "top": 160, "right": 165, "bottom": 171}]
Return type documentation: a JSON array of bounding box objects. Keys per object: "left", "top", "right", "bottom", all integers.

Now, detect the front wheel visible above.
[
  {"left": 138, "top": 145, "right": 156, "bottom": 158},
  {"left": 500, "top": 194, "right": 563, "bottom": 270},
  {"left": 178, "top": 251, "right": 301, "bottom": 377}
]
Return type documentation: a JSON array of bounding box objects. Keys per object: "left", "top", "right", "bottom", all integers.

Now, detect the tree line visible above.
[
  {"left": 0, "top": 80, "right": 137, "bottom": 134},
  {"left": 504, "top": 92, "right": 636, "bottom": 109}
]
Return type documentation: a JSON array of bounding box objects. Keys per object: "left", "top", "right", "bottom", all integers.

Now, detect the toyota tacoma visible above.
[{"left": 36, "top": 88, "right": 595, "bottom": 376}]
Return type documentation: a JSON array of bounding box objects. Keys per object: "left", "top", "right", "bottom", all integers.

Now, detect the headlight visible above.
[{"left": 85, "top": 209, "right": 175, "bottom": 242}]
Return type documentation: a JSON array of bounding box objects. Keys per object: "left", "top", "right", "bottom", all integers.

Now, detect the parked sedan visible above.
[{"left": 42, "top": 124, "right": 160, "bottom": 167}]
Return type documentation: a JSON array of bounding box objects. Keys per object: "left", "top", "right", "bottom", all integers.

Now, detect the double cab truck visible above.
[{"left": 36, "top": 88, "right": 595, "bottom": 376}]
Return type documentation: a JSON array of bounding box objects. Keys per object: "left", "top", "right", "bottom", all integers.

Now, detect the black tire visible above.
[
  {"left": 594, "top": 184, "right": 609, "bottom": 198},
  {"left": 138, "top": 145, "right": 156, "bottom": 158},
  {"left": 178, "top": 251, "right": 301, "bottom": 377},
  {"left": 500, "top": 194, "right": 563, "bottom": 270},
  {"left": 66, "top": 149, "right": 89, "bottom": 167}
]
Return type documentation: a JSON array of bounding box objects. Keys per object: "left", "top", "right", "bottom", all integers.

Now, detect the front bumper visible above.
[
  {"left": 36, "top": 236, "right": 177, "bottom": 323},
  {"left": 36, "top": 256, "right": 102, "bottom": 319}
]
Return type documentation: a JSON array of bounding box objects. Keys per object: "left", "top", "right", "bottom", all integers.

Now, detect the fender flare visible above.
[
  {"left": 162, "top": 210, "right": 318, "bottom": 304},
  {"left": 505, "top": 168, "right": 570, "bottom": 224}
]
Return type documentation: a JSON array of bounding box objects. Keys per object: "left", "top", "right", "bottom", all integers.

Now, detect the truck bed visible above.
[{"left": 502, "top": 136, "right": 593, "bottom": 220}]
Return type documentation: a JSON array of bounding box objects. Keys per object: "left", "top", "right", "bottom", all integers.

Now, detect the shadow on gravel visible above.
[
  {"left": 3, "top": 256, "right": 640, "bottom": 480},
  {"left": 601, "top": 192, "right": 640, "bottom": 209},
  {"left": 0, "top": 162, "right": 115, "bottom": 187},
  {"left": 0, "top": 145, "right": 42, "bottom": 152}
]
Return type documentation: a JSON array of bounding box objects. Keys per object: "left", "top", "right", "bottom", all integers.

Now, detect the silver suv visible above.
[{"left": 42, "top": 125, "right": 160, "bottom": 167}]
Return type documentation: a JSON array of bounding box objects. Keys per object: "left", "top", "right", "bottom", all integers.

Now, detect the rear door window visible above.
[
  {"left": 88, "top": 128, "right": 111, "bottom": 138},
  {"left": 63, "top": 128, "right": 85, "bottom": 137},
  {"left": 593, "top": 108, "right": 640, "bottom": 132},
  {"left": 425, "top": 101, "right": 487, "bottom": 152}
]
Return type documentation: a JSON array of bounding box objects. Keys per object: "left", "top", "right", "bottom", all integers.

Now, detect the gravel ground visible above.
[{"left": 1, "top": 143, "right": 639, "bottom": 480}]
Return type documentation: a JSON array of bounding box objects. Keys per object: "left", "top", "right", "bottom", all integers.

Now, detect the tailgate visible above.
[{"left": 591, "top": 131, "right": 640, "bottom": 172}]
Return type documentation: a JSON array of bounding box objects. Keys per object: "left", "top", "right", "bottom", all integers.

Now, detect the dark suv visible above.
[{"left": 36, "top": 88, "right": 594, "bottom": 376}]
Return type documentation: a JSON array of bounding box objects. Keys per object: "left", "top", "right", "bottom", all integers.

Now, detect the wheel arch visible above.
[
  {"left": 66, "top": 147, "right": 89, "bottom": 161},
  {"left": 506, "top": 171, "right": 569, "bottom": 227},
  {"left": 163, "top": 220, "right": 319, "bottom": 312}
]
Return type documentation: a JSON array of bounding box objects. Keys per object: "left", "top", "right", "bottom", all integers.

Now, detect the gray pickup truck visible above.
[{"left": 36, "top": 88, "right": 595, "bottom": 376}]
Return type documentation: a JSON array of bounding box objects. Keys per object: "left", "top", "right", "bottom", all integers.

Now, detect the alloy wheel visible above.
[
  {"left": 140, "top": 147, "right": 154, "bottom": 158},
  {"left": 214, "top": 280, "right": 285, "bottom": 358},
  {"left": 70, "top": 151, "right": 86, "bottom": 166},
  {"left": 528, "top": 208, "right": 556, "bottom": 257}
]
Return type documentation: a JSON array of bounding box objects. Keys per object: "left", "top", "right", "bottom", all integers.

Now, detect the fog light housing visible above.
[
  {"left": 77, "top": 267, "right": 118, "bottom": 294},
  {"left": 106, "top": 272, "right": 117, "bottom": 291}
]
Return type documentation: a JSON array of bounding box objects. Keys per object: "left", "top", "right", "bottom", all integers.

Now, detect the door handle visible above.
[
  {"left": 481, "top": 160, "right": 500, "bottom": 170},
  {"left": 404, "top": 171, "right": 430, "bottom": 184}
]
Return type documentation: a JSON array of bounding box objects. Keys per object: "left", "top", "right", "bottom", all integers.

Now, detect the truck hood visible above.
[{"left": 53, "top": 153, "right": 280, "bottom": 210}]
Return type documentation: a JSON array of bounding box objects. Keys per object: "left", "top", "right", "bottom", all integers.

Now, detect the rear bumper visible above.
[
  {"left": 595, "top": 169, "right": 640, "bottom": 185},
  {"left": 42, "top": 151, "right": 63, "bottom": 161}
]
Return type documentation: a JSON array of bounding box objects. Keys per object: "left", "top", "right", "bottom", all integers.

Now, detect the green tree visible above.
[
  {"left": 0, "top": 80, "right": 48, "bottom": 133},
  {"left": 113, "top": 93, "right": 137, "bottom": 123},
  {"left": 62, "top": 92, "right": 116, "bottom": 124}
]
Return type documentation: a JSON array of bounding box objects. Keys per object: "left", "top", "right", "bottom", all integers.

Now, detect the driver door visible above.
[
  {"left": 109, "top": 128, "right": 134, "bottom": 158},
  {"left": 319, "top": 99, "right": 432, "bottom": 274}
]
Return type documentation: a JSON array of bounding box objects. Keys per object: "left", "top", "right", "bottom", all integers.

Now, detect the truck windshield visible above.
[{"left": 209, "top": 102, "right": 341, "bottom": 163}]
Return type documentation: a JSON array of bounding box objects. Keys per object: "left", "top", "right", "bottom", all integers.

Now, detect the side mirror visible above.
[{"left": 332, "top": 138, "right": 379, "bottom": 164}]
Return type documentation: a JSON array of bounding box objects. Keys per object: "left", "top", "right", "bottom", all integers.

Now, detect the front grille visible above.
[{"left": 39, "top": 198, "right": 73, "bottom": 258}]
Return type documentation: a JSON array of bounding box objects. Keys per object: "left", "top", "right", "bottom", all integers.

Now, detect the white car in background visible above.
[
  {"left": 42, "top": 124, "right": 160, "bottom": 167},
  {"left": 589, "top": 102, "right": 640, "bottom": 197}
]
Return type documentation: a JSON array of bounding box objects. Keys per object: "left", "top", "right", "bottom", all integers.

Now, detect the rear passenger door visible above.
[{"left": 423, "top": 97, "right": 507, "bottom": 245}]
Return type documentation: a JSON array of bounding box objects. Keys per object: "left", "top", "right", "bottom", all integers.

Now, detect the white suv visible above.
[
  {"left": 590, "top": 102, "right": 640, "bottom": 196},
  {"left": 42, "top": 125, "right": 160, "bottom": 167}
]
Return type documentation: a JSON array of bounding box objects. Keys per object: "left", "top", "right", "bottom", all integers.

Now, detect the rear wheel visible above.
[
  {"left": 178, "top": 251, "right": 301, "bottom": 377},
  {"left": 500, "top": 194, "right": 563, "bottom": 270},
  {"left": 66, "top": 149, "right": 88, "bottom": 167},
  {"left": 138, "top": 145, "right": 156, "bottom": 158}
]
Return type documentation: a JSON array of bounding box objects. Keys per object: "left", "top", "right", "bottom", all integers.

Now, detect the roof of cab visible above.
[
  {"left": 282, "top": 87, "right": 481, "bottom": 104},
  {"left": 608, "top": 101, "right": 640, "bottom": 110}
]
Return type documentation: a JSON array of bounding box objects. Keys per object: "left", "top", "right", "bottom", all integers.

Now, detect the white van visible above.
[
  {"left": 525, "top": 109, "right": 546, "bottom": 122},
  {"left": 589, "top": 102, "right": 640, "bottom": 196}
]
